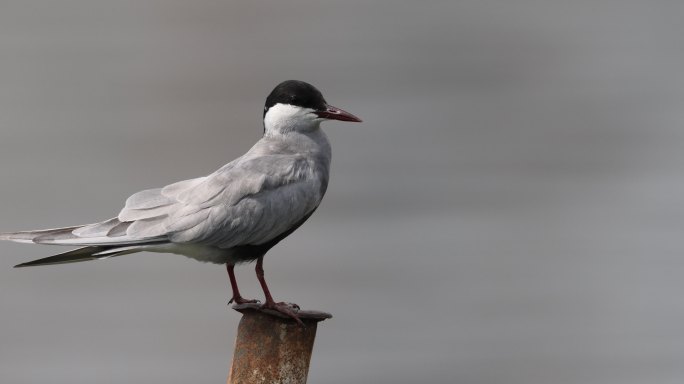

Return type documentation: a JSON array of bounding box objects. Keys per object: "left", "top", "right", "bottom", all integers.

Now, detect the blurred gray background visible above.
[{"left": 1, "top": 1, "right": 684, "bottom": 383}]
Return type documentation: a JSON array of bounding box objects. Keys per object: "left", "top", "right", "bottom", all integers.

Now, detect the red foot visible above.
[
  {"left": 261, "top": 301, "right": 303, "bottom": 327},
  {"left": 228, "top": 296, "right": 260, "bottom": 305}
]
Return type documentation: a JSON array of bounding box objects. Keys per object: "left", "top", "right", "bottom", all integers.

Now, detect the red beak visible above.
[{"left": 315, "top": 105, "right": 362, "bottom": 122}]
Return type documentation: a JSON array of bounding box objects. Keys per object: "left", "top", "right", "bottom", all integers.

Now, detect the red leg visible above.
[
  {"left": 255, "top": 256, "right": 303, "bottom": 326},
  {"left": 227, "top": 264, "right": 258, "bottom": 305}
]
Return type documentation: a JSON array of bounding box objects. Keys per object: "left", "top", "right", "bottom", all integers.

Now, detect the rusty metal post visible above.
[{"left": 228, "top": 303, "right": 332, "bottom": 384}]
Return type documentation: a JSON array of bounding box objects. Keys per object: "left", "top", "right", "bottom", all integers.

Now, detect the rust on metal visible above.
[{"left": 228, "top": 303, "right": 331, "bottom": 384}]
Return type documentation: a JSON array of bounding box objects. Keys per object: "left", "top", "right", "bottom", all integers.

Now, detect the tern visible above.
[{"left": 0, "top": 80, "right": 361, "bottom": 324}]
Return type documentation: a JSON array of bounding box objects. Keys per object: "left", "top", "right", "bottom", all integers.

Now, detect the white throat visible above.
[{"left": 264, "top": 103, "right": 321, "bottom": 136}]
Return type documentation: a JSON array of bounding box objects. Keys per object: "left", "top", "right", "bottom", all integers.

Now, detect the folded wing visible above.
[{"left": 0, "top": 154, "right": 324, "bottom": 251}]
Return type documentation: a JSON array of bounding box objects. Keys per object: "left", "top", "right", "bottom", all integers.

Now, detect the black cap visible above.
[{"left": 264, "top": 80, "right": 328, "bottom": 116}]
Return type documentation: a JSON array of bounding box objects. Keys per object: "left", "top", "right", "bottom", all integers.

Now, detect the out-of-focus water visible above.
[{"left": 1, "top": 1, "right": 684, "bottom": 383}]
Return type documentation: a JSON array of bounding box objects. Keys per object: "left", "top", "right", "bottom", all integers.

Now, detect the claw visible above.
[
  {"left": 229, "top": 296, "right": 260, "bottom": 305},
  {"left": 262, "top": 301, "right": 304, "bottom": 327}
]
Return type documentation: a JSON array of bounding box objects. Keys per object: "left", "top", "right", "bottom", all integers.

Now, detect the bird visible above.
[{"left": 0, "top": 80, "right": 361, "bottom": 324}]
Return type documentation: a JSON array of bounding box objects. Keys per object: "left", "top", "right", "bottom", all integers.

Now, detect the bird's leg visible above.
[
  {"left": 227, "top": 264, "right": 259, "bottom": 305},
  {"left": 255, "top": 256, "right": 303, "bottom": 326}
]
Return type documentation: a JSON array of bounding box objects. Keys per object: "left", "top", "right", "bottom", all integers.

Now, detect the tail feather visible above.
[
  {"left": 0, "top": 222, "right": 166, "bottom": 246},
  {"left": 13, "top": 246, "right": 139, "bottom": 268},
  {"left": 0, "top": 226, "right": 81, "bottom": 244}
]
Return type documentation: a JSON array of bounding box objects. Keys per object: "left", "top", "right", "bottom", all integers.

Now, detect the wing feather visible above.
[
  {"left": 2, "top": 152, "right": 326, "bottom": 251},
  {"left": 161, "top": 177, "right": 206, "bottom": 198},
  {"left": 124, "top": 188, "right": 171, "bottom": 210},
  {"left": 72, "top": 217, "right": 121, "bottom": 237}
]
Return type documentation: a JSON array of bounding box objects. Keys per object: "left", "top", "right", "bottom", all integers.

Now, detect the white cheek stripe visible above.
[{"left": 264, "top": 104, "right": 317, "bottom": 134}]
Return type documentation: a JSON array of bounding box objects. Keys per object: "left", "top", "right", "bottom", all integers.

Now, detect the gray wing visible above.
[
  {"left": 0, "top": 179, "right": 200, "bottom": 246},
  {"left": 1, "top": 154, "right": 325, "bottom": 249},
  {"left": 161, "top": 154, "right": 325, "bottom": 248}
]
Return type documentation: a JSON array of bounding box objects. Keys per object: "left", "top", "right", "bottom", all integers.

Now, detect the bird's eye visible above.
[{"left": 290, "top": 96, "right": 298, "bottom": 103}]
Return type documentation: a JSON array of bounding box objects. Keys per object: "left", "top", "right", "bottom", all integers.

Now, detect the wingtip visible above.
[{"left": 13, "top": 259, "right": 48, "bottom": 268}]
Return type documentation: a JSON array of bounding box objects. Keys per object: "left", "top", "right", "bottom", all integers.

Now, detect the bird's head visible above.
[{"left": 263, "top": 80, "right": 362, "bottom": 135}]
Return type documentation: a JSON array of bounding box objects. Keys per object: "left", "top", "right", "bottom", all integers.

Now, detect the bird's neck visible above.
[
  {"left": 257, "top": 126, "right": 331, "bottom": 159},
  {"left": 264, "top": 120, "right": 321, "bottom": 137}
]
